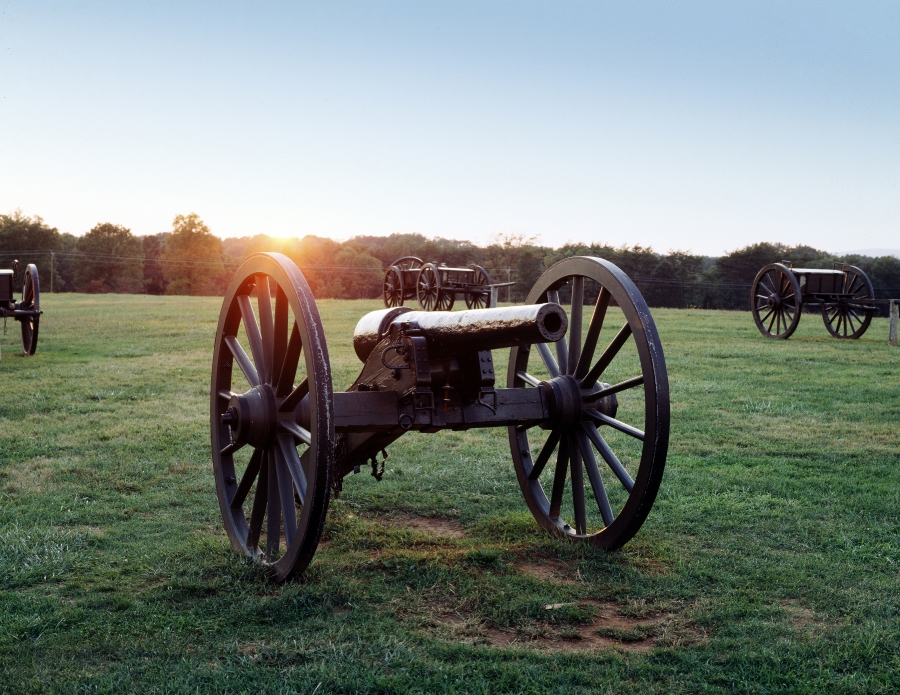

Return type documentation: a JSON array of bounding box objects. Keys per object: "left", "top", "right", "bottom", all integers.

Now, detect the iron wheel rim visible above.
[
  {"left": 506, "top": 256, "right": 669, "bottom": 549},
  {"left": 751, "top": 263, "right": 802, "bottom": 339},
  {"left": 211, "top": 253, "right": 334, "bottom": 582},
  {"left": 822, "top": 266, "right": 874, "bottom": 339}
]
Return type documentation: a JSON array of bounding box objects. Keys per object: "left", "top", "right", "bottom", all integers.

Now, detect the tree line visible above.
[{"left": 2, "top": 210, "right": 899, "bottom": 311}]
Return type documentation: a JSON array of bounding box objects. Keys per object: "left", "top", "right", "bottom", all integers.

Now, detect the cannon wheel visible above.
[
  {"left": 211, "top": 253, "right": 334, "bottom": 582},
  {"left": 383, "top": 266, "right": 404, "bottom": 308},
  {"left": 507, "top": 256, "right": 669, "bottom": 549},
  {"left": 416, "top": 263, "right": 443, "bottom": 311},
  {"left": 822, "top": 266, "right": 875, "bottom": 339},
  {"left": 19, "top": 264, "right": 40, "bottom": 356},
  {"left": 465, "top": 265, "right": 492, "bottom": 309},
  {"left": 751, "top": 263, "right": 802, "bottom": 339}
]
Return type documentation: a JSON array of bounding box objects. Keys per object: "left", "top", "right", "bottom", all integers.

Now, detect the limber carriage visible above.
[
  {"left": 0, "top": 261, "right": 42, "bottom": 356},
  {"left": 382, "top": 256, "right": 510, "bottom": 311},
  {"left": 212, "top": 253, "right": 669, "bottom": 581},
  {"left": 751, "top": 261, "right": 877, "bottom": 339}
]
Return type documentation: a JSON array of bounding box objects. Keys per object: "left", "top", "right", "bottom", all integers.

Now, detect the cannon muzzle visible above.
[{"left": 353, "top": 303, "right": 567, "bottom": 362}]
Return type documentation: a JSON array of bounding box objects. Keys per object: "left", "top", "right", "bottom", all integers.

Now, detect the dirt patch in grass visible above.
[
  {"left": 436, "top": 600, "right": 673, "bottom": 652},
  {"left": 383, "top": 515, "right": 467, "bottom": 539},
  {"left": 513, "top": 558, "right": 579, "bottom": 584},
  {"left": 777, "top": 598, "right": 826, "bottom": 631}
]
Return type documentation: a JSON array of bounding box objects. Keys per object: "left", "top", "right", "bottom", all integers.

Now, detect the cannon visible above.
[
  {"left": 382, "top": 256, "right": 511, "bottom": 311},
  {"left": 751, "top": 261, "right": 877, "bottom": 339},
  {"left": 0, "top": 261, "right": 41, "bottom": 356},
  {"left": 212, "top": 253, "right": 669, "bottom": 581}
]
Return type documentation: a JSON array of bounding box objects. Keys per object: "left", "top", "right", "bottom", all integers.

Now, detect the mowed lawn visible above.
[{"left": 1, "top": 293, "right": 898, "bottom": 694}]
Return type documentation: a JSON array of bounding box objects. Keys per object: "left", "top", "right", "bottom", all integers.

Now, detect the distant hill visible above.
[{"left": 842, "top": 248, "right": 900, "bottom": 259}]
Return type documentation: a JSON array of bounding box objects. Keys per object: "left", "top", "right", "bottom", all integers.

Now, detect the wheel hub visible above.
[
  {"left": 766, "top": 294, "right": 781, "bottom": 310},
  {"left": 542, "top": 376, "right": 619, "bottom": 431},
  {"left": 223, "top": 385, "right": 278, "bottom": 449}
]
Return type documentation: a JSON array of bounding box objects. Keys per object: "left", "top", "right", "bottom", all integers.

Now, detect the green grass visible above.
[{"left": 1, "top": 294, "right": 899, "bottom": 694}]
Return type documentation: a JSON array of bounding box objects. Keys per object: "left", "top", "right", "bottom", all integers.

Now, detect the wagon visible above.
[
  {"left": 211, "top": 253, "right": 669, "bottom": 581},
  {"left": 0, "top": 261, "right": 41, "bottom": 355},
  {"left": 751, "top": 262, "right": 876, "bottom": 339},
  {"left": 382, "top": 256, "right": 507, "bottom": 311}
]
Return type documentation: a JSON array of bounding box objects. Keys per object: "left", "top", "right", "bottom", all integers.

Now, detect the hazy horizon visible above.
[{"left": 2, "top": 2, "right": 897, "bottom": 256}]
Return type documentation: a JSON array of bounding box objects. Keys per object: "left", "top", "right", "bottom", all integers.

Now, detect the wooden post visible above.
[
  {"left": 890, "top": 300, "right": 899, "bottom": 347},
  {"left": 489, "top": 285, "right": 499, "bottom": 308}
]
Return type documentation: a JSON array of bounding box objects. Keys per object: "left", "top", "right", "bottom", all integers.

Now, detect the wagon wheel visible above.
[
  {"left": 390, "top": 256, "right": 424, "bottom": 272},
  {"left": 383, "top": 266, "right": 404, "bottom": 308},
  {"left": 822, "top": 266, "right": 875, "bottom": 339},
  {"left": 416, "top": 263, "right": 442, "bottom": 311},
  {"left": 751, "top": 263, "right": 802, "bottom": 339},
  {"left": 436, "top": 289, "right": 455, "bottom": 311},
  {"left": 465, "top": 265, "right": 492, "bottom": 309},
  {"left": 211, "top": 253, "right": 334, "bottom": 582},
  {"left": 18, "top": 264, "right": 40, "bottom": 356},
  {"left": 507, "top": 256, "right": 669, "bottom": 549}
]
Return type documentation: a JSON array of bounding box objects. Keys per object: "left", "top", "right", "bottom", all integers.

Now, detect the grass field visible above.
[{"left": 1, "top": 293, "right": 898, "bottom": 694}]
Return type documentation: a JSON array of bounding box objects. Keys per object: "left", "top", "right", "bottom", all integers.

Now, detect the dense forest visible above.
[{"left": 2, "top": 210, "right": 899, "bottom": 311}]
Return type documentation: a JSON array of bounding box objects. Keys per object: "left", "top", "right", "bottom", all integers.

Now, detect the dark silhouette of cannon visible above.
[
  {"left": 751, "top": 261, "right": 876, "bottom": 339},
  {"left": 0, "top": 261, "right": 41, "bottom": 356},
  {"left": 211, "top": 253, "right": 669, "bottom": 581}
]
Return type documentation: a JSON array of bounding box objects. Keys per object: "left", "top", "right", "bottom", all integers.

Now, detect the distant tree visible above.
[
  {"left": 75, "top": 223, "right": 143, "bottom": 292},
  {"left": 481, "top": 234, "right": 544, "bottom": 302},
  {"left": 141, "top": 234, "right": 168, "bottom": 295},
  {"left": 705, "top": 242, "right": 789, "bottom": 309},
  {"left": 0, "top": 210, "right": 70, "bottom": 291},
  {"left": 331, "top": 246, "right": 384, "bottom": 299},
  {"left": 161, "top": 214, "right": 224, "bottom": 295}
]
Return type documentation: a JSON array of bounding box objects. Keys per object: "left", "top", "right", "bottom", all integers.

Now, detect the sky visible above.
[{"left": 1, "top": 1, "right": 898, "bottom": 256}]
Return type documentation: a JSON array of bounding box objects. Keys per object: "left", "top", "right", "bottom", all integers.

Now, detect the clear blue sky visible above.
[{"left": 1, "top": 1, "right": 897, "bottom": 255}]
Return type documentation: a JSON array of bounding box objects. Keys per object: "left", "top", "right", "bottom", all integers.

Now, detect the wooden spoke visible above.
[
  {"left": 238, "top": 295, "right": 266, "bottom": 378},
  {"left": 536, "top": 342, "right": 560, "bottom": 378},
  {"left": 266, "top": 454, "right": 282, "bottom": 560},
  {"left": 583, "top": 375, "right": 644, "bottom": 403},
  {"left": 574, "top": 287, "right": 610, "bottom": 379},
  {"left": 549, "top": 436, "right": 569, "bottom": 519},
  {"left": 257, "top": 276, "right": 274, "bottom": 385},
  {"left": 547, "top": 290, "right": 569, "bottom": 373},
  {"left": 224, "top": 336, "right": 260, "bottom": 387},
  {"left": 274, "top": 448, "right": 297, "bottom": 548},
  {"left": 272, "top": 287, "right": 289, "bottom": 388},
  {"left": 218, "top": 390, "right": 237, "bottom": 401},
  {"left": 516, "top": 371, "right": 541, "bottom": 387},
  {"left": 278, "top": 419, "right": 312, "bottom": 446},
  {"left": 231, "top": 449, "right": 262, "bottom": 510},
  {"left": 279, "top": 377, "right": 309, "bottom": 413},
  {"left": 576, "top": 430, "right": 615, "bottom": 526},
  {"left": 220, "top": 441, "right": 244, "bottom": 457},
  {"left": 567, "top": 276, "right": 584, "bottom": 375},
  {"left": 583, "top": 423, "right": 635, "bottom": 492},
  {"left": 276, "top": 322, "right": 303, "bottom": 398},
  {"left": 582, "top": 409, "right": 645, "bottom": 440},
  {"left": 277, "top": 433, "right": 308, "bottom": 503},
  {"left": 247, "top": 451, "right": 268, "bottom": 551},
  {"left": 528, "top": 429, "right": 561, "bottom": 481},
  {"left": 581, "top": 323, "right": 633, "bottom": 387},
  {"left": 569, "top": 435, "right": 587, "bottom": 534}
]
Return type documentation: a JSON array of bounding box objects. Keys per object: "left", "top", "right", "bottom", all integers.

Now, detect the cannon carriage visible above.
[
  {"left": 382, "top": 256, "right": 508, "bottom": 311},
  {"left": 751, "top": 262, "right": 877, "bottom": 340},
  {"left": 0, "top": 261, "right": 42, "bottom": 356},
  {"left": 212, "top": 253, "right": 669, "bottom": 581}
]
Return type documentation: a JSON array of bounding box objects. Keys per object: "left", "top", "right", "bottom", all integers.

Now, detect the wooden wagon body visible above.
[
  {"left": 0, "top": 260, "right": 41, "bottom": 355},
  {"left": 382, "top": 256, "right": 510, "bottom": 311},
  {"left": 751, "top": 261, "right": 876, "bottom": 339}
]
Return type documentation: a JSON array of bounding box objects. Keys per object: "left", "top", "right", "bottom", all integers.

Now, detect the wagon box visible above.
[
  {"left": 751, "top": 261, "right": 876, "bottom": 339},
  {"left": 0, "top": 261, "right": 42, "bottom": 355}
]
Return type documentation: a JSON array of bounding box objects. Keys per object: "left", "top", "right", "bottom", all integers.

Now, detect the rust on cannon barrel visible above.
[{"left": 353, "top": 303, "right": 567, "bottom": 362}]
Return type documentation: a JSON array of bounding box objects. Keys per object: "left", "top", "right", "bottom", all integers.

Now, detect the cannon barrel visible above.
[{"left": 353, "top": 303, "right": 568, "bottom": 362}]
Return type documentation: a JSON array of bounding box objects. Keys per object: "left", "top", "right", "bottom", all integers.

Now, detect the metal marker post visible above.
[{"left": 890, "top": 300, "right": 899, "bottom": 347}]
